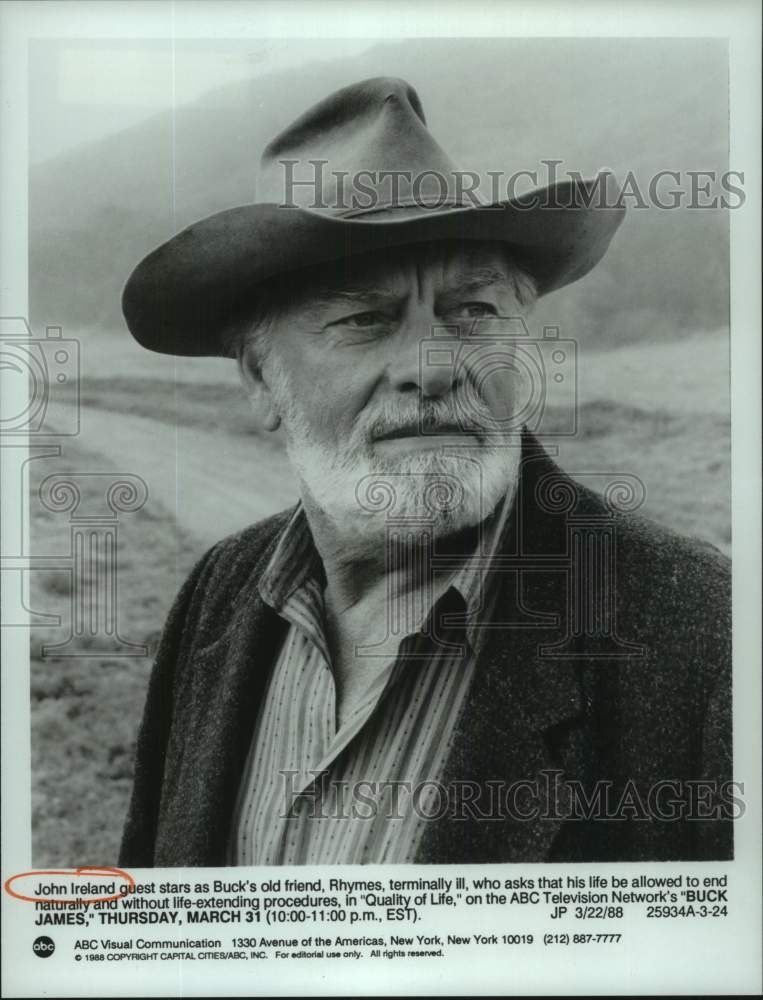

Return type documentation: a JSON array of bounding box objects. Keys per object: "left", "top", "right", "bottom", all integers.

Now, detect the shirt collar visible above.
[
  {"left": 257, "top": 503, "right": 322, "bottom": 611},
  {"left": 258, "top": 486, "right": 515, "bottom": 643}
]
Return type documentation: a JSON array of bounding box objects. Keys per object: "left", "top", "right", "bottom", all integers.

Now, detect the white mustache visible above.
[{"left": 365, "top": 395, "right": 493, "bottom": 442}]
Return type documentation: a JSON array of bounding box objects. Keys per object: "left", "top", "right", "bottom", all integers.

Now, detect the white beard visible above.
[{"left": 267, "top": 356, "right": 522, "bottom": 544}]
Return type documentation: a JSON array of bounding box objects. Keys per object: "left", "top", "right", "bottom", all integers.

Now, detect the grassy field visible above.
[
  {"left": 29, "top": 438, "right": 201, "bottom": 865},
  {"left": 29, "top": 328, "right": 730, "bottom": 864}
]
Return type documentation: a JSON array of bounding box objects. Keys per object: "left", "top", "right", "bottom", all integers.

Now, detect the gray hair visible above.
[
  {"left": 505, "top": 263, "right": 538, "bottom": 311},
  {"left": 221, "top": 299, "right": 278, "bottom": 366}
]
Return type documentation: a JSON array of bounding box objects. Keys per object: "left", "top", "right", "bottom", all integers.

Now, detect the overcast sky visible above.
[{"left": 29, "top": 38, "right": 375, "bottom": 162}]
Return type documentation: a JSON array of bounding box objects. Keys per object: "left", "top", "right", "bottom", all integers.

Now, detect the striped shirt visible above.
[{"left": 228, "top": 490, "right": 512, "bottom": 865}]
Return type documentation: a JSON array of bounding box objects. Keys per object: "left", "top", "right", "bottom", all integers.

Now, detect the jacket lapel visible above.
[
  {"left": 156, "top": 513, "right": 293, "bottom": 866},
  {"left": 416, "top": 437, "right": 588, "bottom": 863}
]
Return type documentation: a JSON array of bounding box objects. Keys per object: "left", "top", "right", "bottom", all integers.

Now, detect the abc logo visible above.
[{"left": 33, "top": 935, "right": 55, "bottom": 958}]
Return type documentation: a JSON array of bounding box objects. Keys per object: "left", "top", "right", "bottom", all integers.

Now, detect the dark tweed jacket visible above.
[{"left": 119, "top": 434, "right": 732, "bottom": 867}]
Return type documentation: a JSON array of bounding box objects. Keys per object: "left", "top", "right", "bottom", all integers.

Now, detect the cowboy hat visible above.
[{"left": 122, "top": 76, "right": 625, "bottom": 357}]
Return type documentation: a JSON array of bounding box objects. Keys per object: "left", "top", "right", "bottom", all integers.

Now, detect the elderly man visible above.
[{"left": 119, "top": 78, "right": 732, "bottom": 867}]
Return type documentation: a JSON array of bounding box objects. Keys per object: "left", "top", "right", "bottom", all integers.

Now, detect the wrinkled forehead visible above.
[{"left": 265, "top": 240, "right": 519, "bottom": 306}]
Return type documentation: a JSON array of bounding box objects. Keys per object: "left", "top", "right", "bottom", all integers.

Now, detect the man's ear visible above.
[{"left": 237, "top": 345, "right": 281, "bottom": 432}]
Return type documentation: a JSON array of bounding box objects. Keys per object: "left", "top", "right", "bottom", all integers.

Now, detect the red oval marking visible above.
[{"left": 4, "top": 867, "right": 135, "bottom": 905}]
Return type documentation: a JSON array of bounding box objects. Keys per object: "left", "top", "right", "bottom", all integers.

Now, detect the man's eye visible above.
[
  {"left": 336, "top": 310, "right": 389, "bottom": 328},
  {"left": 455, "top": 302, "right": 499, "bottom": 319}
]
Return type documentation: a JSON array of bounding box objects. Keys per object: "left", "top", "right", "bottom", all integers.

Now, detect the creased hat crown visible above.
[{"left": 257, "top": 77, "right": 465, "bottom": 215}]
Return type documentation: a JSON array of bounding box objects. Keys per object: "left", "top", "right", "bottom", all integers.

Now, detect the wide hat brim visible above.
[{"left": 122, "top": 179, "right": 625, "bottom": 357}]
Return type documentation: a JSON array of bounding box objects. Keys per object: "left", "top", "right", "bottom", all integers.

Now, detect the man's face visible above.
[{"left": 249, "top": 241, "right": 533, "bottom": 540}]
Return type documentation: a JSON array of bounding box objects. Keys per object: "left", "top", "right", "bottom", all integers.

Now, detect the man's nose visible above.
[{"left": 386, "top": 316, "right": 458, "bottom": 398}]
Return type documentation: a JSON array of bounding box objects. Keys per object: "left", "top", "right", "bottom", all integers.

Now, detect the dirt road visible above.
[{"left": 70, "top": 405, "right": 297, "bottom": 547}]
